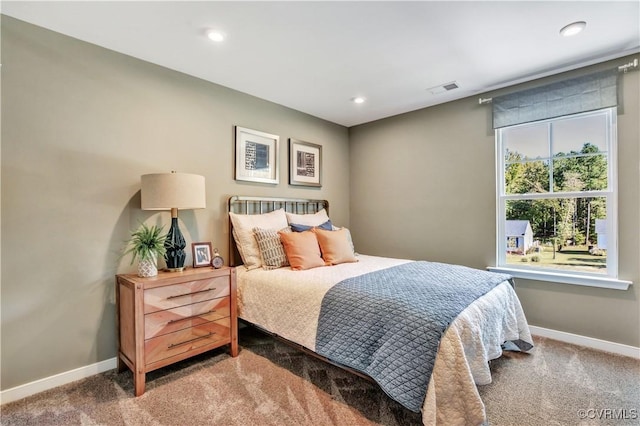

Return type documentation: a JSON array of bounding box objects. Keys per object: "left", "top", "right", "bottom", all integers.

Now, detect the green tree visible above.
[
  {"left": 505, "top": 142, "right": 607, "bottom": 247},
  {"left": 505, "top": 150, "right": 549, "bottom": 195},
  {"left": 553, "top": 143, "right": 607, "bottom": 245}
]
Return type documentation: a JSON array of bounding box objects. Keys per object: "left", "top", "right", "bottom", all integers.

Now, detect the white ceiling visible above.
[{"left": 2, "top": 1, "right": 639, "bottom": 127}]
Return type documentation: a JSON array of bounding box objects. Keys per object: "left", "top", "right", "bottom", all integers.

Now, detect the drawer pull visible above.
[
  {"left": 166, "top": 288, "right": 216, "bottom": 300},
  {"left": 167, "top": 310, "right": 217, "bottom": 324},
  {"left": 168, "top": 332, "right": 214, "bottom": 349}
]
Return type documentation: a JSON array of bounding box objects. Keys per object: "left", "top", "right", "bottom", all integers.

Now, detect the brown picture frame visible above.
[{"left": 191, "top": 242, "right": 212, "bottom": 268}]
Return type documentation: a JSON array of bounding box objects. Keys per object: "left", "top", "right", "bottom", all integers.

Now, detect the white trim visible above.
[
  {"left": 0, "top": 357, "right": 117, "bottom": 405},
  {"left": 488, "top": 266, "right": 632, "bottom": 290},
  {"left": 530, "top": 326, "right": 640, "bottom": 359}
]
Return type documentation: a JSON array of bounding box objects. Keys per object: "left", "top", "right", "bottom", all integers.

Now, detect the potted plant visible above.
[{"left": 123, "top": 222, "right": 167, "bottom": 277}]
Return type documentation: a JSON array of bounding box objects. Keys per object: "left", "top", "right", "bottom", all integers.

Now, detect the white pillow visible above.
[
  {"left": 332, "top": 226, "right": 356, "bottom": 255},
  {"left": 229, "top": 209, "right": 288, "bottom": 270},
  {"left": 285, "top": 208, "right": 330, "bottom": 226}
]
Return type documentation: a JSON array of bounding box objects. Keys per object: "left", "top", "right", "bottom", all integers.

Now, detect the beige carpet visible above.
[{"left": 1, "top": 326, "right": 639, "bottom": 425}]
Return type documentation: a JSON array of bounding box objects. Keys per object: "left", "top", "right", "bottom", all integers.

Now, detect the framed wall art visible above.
[
  {"left": 289, "top": 139, "right": 322, "bottom": 187},
  {"left": 191, "top": 242, "right": 212, "bottom": 268},
  {"left": 235, "top": 126, "right": 279, "bottom": 184}
]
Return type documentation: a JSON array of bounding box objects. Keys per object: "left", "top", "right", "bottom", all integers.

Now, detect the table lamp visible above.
[{"left": 141, "top": 171, "right": 206, "bottom": 271}]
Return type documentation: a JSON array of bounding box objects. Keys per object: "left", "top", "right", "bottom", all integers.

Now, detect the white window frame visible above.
[{"left": 490, "top": 108, "right": 631, "bottom": 290}]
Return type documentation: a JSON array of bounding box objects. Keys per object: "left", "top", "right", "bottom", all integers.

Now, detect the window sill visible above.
[{"left": 487, "top": 266, "right": 632, "bottom": 290}]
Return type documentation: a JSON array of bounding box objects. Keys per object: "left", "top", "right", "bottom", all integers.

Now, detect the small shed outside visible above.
[
  {"left": 595, "top": 219, "right": 607, "bottom": 250},
  {"left": 506, "top": 220, "right": 534, "bottom": 254}
]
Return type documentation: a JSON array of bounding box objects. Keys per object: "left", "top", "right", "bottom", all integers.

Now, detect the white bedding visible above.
[{"left": 237, "top": 254, "right": 533, "bottom": 426}]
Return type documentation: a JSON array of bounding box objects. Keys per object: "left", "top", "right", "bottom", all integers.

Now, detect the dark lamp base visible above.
[{"left": 164, "top": 217, "right": 187, "bottom": 271}]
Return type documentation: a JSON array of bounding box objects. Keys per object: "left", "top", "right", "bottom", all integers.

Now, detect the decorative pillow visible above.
[
  {"left": 253, "top": 227, "right": 291, "bottom": 270},
  {"left": 229, "top": 209, "right": 288, "bottom": 270},
  {"left": 313, "top": 228, "right": 358, "bottom": 266},
  {"left": 290, "top": 219, "right": 333, "bottom": 232},
  {"left": 332, "top": 226, "right": 356, "bottom": 254},
  {"left": 285, "top": 209, "right": 330, "bottom": 227},
  {"left": 278, "top": 230, "right": 325, "bottom": 271}
]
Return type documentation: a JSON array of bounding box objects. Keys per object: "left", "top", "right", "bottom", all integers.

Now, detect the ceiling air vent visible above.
[{"left": 427, "top": 81, "right": 459, "bottom": 95}]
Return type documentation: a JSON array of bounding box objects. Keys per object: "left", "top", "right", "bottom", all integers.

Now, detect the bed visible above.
[{"left": 228, "top": 196, "right": 533, "bottom": 426}]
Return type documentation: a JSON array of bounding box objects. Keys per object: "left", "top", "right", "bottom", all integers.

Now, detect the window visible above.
[{"left": 494, "top": 108, "right": 628, "bottom": 289}]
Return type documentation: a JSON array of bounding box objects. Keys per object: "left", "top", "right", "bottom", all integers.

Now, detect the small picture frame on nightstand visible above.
[{"left": 192, "top": 242, "right": 212, "bottom": 268}]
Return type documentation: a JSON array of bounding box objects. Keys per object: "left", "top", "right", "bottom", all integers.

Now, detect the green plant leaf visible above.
[{"left": 122, "top": 222, "right": 167, "bottom": 265}]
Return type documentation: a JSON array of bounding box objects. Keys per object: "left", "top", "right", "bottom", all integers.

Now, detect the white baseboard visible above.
[
  {"left": 2, "top": 327, "right": 639, "bottom": 405},
  {"left": 529, "top": 326, "right": 640, "bottom": 359},
  {"left": 0, "top": 357, "right": 117, "bottom": 405}
]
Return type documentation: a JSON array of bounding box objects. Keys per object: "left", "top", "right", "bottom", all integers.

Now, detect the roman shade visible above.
[{"left": 492, "top": 68, "right": 618, "bottom": 129}]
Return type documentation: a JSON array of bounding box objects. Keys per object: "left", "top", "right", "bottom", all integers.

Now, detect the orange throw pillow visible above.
[
  {"left": 278, "top": 230, "right": 325, "bottom": 270},
  {"left": 313, "top": 228, "right": 358, "bottom": 265}
]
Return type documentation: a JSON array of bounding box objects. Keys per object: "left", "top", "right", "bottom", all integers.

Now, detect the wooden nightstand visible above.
[{"left": 116, "top": 267, "right": 238, "bottom": 396}]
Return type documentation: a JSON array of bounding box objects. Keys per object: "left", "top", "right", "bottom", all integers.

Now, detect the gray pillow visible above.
[{"left": 253, "top": 227, "right": 291, "bottom": 269}]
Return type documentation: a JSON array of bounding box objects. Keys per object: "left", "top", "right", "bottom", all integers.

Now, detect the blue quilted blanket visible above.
[{"left": 315, "top": 261, "right": 512, "bottom": 412}]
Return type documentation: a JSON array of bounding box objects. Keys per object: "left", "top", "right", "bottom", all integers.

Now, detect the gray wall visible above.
[
  {"left": 1, "top": 16, "right": 350, "bottom": 390},
  {"left": 349, "top": 56, "right": 640, "bottom": 348}
]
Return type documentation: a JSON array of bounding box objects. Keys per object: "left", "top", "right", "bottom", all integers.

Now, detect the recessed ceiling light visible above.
[
  {"left": 352, "top": 97, "right": 365, "bottom": 104},
  {"left": 206, "top": 29, "right": 225, "bottom": 42},
  {"left": 560, "top": 21, "right": 586, "bottom": 37}
]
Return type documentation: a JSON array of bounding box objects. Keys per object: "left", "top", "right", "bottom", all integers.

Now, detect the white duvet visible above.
[{"left": 236, "top": 255, "right": 533, "bottom": 426}]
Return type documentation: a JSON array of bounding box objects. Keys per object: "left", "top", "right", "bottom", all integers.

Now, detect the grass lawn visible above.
[{"left": 506, "top": 245, "right": 607, "bottom": 273}]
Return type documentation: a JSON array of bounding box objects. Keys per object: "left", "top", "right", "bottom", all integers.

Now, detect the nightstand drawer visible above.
[
  {"left": 145, "top": 297, "right": 231, "bottom": 338},
  {"left": 144, "top": 276, "right": 230, "bottom": 314},
  {"left": 144, "top": 317, "right": 231, "bottom": 365}
]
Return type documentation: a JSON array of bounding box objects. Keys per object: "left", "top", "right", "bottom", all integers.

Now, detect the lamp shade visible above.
[{"left": 141, "top": 172, "right": 206, "bottom": 210}]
